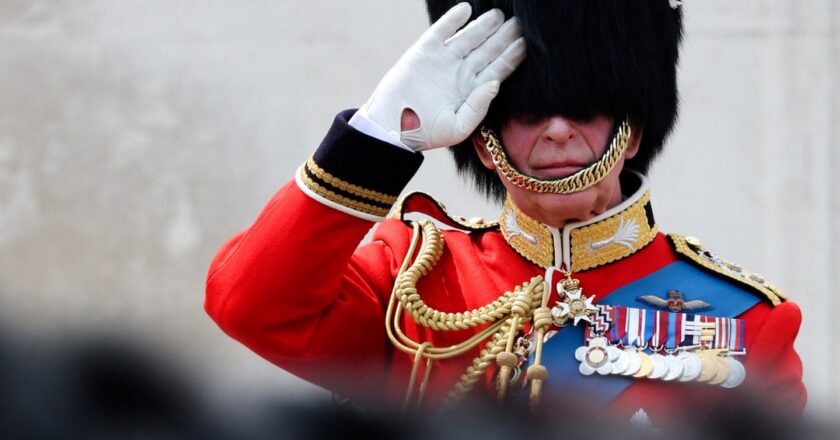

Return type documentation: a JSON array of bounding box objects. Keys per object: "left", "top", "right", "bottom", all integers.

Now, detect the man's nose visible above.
[{"left": 543, "top": 116, "right": 576, "bottom": 142}]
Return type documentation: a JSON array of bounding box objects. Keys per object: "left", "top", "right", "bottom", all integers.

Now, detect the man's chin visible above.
[{"left": 516, "top": 190, "right": 604, "bottom": 228}]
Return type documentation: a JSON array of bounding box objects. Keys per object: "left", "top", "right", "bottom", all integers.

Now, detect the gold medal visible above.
[
  {"left": 633, "top": 351, "right": 654, "bottom": 378},
  {"left": 697, "top": 349, "right": 728, "bottom": 383},
  {"left": 697, "top": 351, "right": 718, "bottom": 382},
  {"left": 707, "top": 355, "right": 730, "bottom": 385}
]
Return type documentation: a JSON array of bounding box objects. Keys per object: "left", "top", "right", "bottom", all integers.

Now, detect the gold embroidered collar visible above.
[{"left": 498, "top": 171, "right": 658, "bottom": 271}]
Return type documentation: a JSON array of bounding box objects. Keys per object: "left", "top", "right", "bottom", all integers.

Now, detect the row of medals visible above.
[{"left": 575, "top": 336, "right": 746, "bottom": 388}]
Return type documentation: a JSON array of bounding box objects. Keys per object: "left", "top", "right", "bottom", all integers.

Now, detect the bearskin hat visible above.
[{"left": 426, "top": 0, "right": 684, "bottom": 201}]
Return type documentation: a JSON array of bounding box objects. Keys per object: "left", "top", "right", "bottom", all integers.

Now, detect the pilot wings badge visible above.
[{"left": 637, "top": 289, "right": 713, "bottom": 313}]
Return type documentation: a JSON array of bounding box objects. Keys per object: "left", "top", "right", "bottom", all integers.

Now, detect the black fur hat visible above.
[{"left": 426, "top": 0, "right": 684, "bottom": 201}]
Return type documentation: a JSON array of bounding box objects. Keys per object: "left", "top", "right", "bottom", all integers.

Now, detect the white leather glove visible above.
[{"left": 355, "top": 2, "right": 526, "bottom": 152}]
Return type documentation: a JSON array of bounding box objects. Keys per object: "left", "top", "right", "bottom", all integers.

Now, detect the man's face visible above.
[{"left": 474, "top": 114, "right": 642, "bottom": 228}]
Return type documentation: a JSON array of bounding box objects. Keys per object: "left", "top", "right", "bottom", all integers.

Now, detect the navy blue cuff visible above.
[{"left": 298, "top": 110, "right": 424, "bottom": 218}]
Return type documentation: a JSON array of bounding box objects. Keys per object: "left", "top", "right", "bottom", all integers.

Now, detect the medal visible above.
[
  {"left": 571, "top": 302, "right": 748, "bottom": 389},
  {"left": 630, "top": 309, "right": 654, "bottom": 378},
  {"left": 551, "top": 273, "right": 598, "bottom": 327},
  {"left": 721, "top": 356, "right": 746, "bottom": 388},
  {"left": 707, "top": 355, "right": 730, "bottom": 385},
  {"left": 647, "top": 353, "right": 668, "bottom": 379},
  {"left": 611, "top": 349, "right": 630, "bottom": 375},
  {"left": 621, "top": 347, "right": 641, "bottom": 376},
  {"left": 633, "top": 351, "right": 655, "bottom": 378},
  {"left": 645, "top": 310, "right": 668, "bottom": 379},
  {"left": 720, "top": 322, "right": 747, "bottom": 389},
  {"left": 576, "top": 336, "right": 619, "bottom": 375},
  {"left": 697, "top": 350, "right": 719, "bottom": 383},
  {"left": 662, "top": 353, "right": 683, "bottom": 381},
  {"left": 678, "top": 351, "right": 702, "bottom": 381}
]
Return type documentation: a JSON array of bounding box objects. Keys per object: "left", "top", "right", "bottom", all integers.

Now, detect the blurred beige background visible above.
[{"left": 1, "top": 0, "right": 837, "bottom": 416}]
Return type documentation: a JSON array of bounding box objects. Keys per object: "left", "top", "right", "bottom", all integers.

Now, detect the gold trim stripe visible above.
[
  {"left": 299, "top": 168, "right": 390, "bottom": 217},
  {"left": 668, "top": 233, "right": 785, "bottom": 306},
  {"left": 306, "top": 158, "right": 398, "bottom": 205}
]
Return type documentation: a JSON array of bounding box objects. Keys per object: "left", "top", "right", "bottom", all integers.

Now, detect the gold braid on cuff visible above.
[{"left": 480, "top": 119, "right": 632, "bottom": 194}]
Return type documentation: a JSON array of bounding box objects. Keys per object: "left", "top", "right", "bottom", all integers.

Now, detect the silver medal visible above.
[
  {"left": 575, "top": 345, "right": 588, "bottom": 361},
  {"left": 678, "top": 352, "right": 702, "bottom": 382},
  {"left": 662, "top": 354, "right": 683, "bottom": 381},
  {"left": 579, "top": 359, "right": 596, "bottom": 375},
  {"left": 575, "top": 345, "right": 595, "bottom": 375},
  {"left": 611, "top": 349, "right": 630, "bottom": 375},
  {"left": 721, "top": 356, "right": 746, "bottom": 388},
  {"left": 601, "top": 346, "right": 621, "bottom": 375},
  {"left": 576, "top": 339, "right": 616, "bottom": 376},
  {"left": 621, "top": 347, "right": 641, "bottom": 376},
  {"left": 647, "top": 353, "right": 669, "bottom": 379}
]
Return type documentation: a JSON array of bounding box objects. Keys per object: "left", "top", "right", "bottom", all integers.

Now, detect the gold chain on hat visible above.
[{"left": 479, "top": 119, "right": 632, "bottom": 194}]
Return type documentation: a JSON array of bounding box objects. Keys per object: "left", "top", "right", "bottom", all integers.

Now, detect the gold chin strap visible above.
[{"left": 480, "top": 119, "right": 633, "bottom": 194}]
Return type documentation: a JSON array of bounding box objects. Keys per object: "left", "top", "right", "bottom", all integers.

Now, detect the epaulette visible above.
[
  {"left": 667, "top": 233, "right": 787, "bottom": 306},
  {"left": 389, "top": 191, "right": 499, "bottom": 232}
]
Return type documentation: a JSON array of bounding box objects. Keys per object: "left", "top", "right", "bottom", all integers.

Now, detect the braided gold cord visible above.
[
  {"left": 299, "top": 169, "right": 390, "bottom": 217},
  {"left": 496, "top": 291, "right": 533, "bottom": 401},
  {"left": 385, "top": 219, "right": 545, "bottom": 407},
  {"left": 393, "top": 222, "right": 541, "bottom": 332},
  {"left": 527, "top": 277, "right": 555, "bottom": 410},
  {"left": 480, "top": 120, "right": 632, "bottom": 194},
  {"left": 443, "top": 319, "right": 516, "bottom": 407},
  {"left": 305, "top": 158, "right": 398, "bottom": 205},
  {"left": 404, "top": 342, "right": 433, "bottom": 409}
]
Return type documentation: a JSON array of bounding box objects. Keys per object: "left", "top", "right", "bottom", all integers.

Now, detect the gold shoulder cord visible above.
[{"left": 386, "top": 220, "right": 553, "bottom": 409}]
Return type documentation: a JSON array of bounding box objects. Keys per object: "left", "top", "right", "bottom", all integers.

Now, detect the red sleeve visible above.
[
  {"left": 204, "top": 110, "right": 423, "bottom": 399},
  {"left": 741, "top": 300, "right": 807, "bottom": 411},
  {"left": 205, "top": 182, "right": 413, "bottom": 398}
]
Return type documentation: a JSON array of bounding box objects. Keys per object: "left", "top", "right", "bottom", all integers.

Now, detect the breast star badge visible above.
[{"left": 551, "top": 277, "right": 597, "bottom": 326}]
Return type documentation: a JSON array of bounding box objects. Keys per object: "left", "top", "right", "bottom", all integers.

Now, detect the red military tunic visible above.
[{"left": 205, "top": 111, "right": 806, "bottom": 422}]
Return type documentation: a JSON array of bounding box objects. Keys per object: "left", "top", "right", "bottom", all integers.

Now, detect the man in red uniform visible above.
[{"left": 205, "top": 0, "right": 805, "bottom": 422}]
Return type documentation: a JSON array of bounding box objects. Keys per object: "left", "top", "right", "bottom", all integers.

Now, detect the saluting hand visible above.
[{"left": 358, "top": 2, "right": 526, "bottom": 152}]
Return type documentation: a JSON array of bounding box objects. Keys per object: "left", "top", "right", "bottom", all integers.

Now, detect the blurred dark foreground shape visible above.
[{"left": 0, "top": 331, "right": 835, "bottom": 439}]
